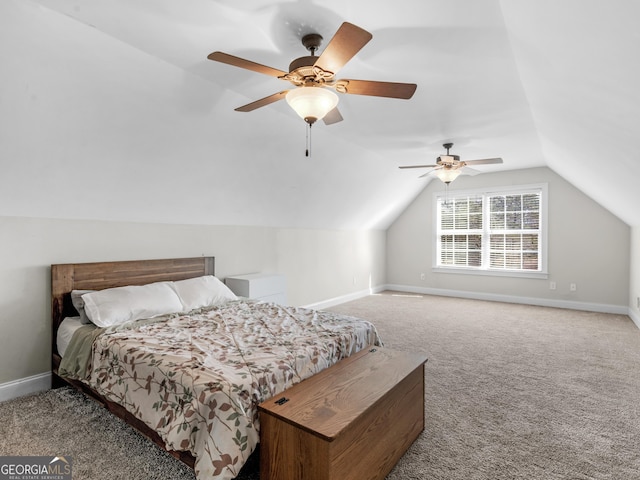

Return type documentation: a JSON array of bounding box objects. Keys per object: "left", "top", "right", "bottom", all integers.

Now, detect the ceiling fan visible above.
[
  {"left": 207, "top": 22, "right": 417, "bottom": 126},
  {"left": 399, "top": 143, "right": 503, "bottom": 184}
]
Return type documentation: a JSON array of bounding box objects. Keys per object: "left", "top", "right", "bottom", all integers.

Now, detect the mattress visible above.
[{"left": 56, "top": 316, "right": 87, "bottom": 357}]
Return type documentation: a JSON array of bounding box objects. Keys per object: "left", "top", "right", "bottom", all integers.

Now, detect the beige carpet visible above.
[
  {"left": 330, "top": 292, "right": 640, "bottom": 480},
  {"left": 1, "top": 292, "right": 639, "bottom": 479}
]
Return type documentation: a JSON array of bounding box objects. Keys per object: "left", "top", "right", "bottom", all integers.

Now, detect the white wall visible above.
[
  {"left": 386, "top": 167, "right": 630, "bottom": 311},
  {"left": 629, "top": 227, "right": 640, "bottom": 328},
  {"left": 0, "top": 216, "right": 386, "bottom": 385}
]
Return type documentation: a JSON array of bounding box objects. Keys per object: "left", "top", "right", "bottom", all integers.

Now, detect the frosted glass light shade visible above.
[
  {"left": 434, "top": 168, "right": 462, "bottom": 184},
  {"left": 286, "top": 87, "right": 339, "bottom": 125}
]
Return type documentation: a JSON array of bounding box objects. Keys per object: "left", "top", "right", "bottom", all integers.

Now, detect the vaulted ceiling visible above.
[{"left": 1, "top": 0, "right": 639, "bottom": 229}]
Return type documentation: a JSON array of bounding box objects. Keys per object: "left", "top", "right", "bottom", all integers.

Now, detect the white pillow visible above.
[
  {"left": 82, "top": 281, "right": 183, "bottom": 328},
  {"left": 171, "top": 275, "right": 237, "bottom": 311}
]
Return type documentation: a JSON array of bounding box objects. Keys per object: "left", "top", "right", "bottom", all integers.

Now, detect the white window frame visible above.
[{"left": 432, "top": 183, "right": 548, "bottom": 279}]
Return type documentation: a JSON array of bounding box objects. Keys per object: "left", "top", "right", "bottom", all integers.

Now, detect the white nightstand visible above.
[{"left": 225, "top": 273, "right": 287, "bottom": 305}]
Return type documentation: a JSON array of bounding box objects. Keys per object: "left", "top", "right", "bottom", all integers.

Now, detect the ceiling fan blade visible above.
[
  {"left": 464, "top": 157, "right": 503, "bottom": 165},
  {"left": 314, "top": 22, "right": 372, "bottom": 75},
  {"left": 207, "top": 51, "right": 287, "bottom": 78},
  {"left": 323, "top": 107, "right": 343, "bottom": 125},
  {"left": 398, "top": 164, "right": 438, "bottom": 169},
  {"left": 338, "top": 79, "right": 417, "bottom": 99},
  {"left": 419, "top": 165, "right": 445, "bottom": 178},
  {"left": 234, "top": 91, "right": 289, "bottom": 112},
  {"left": 460, "top": 166, "right": 481, "bottom": 176}
]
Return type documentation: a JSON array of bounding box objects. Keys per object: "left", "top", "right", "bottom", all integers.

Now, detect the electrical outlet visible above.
[
  {"left": 570, "top": 283, "right": 577, "bottom": 292},
  {"left": 549, "top": 281, "right": 556, "bottom": 290},
  {"left": 420, "top": 273, "right": 425, "bottom": 281}
]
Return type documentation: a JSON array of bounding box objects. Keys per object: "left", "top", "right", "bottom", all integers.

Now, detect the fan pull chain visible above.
[{"left": 305, "top": 123, "right": 312, "bottom": 157}]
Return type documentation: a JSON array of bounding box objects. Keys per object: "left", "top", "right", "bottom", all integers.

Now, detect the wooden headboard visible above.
[{"left": 51, "top": 257, "right": 215, "bottom": 356}]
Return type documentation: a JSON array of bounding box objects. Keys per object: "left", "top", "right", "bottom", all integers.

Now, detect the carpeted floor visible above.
[
  {"left": 330, "top": 293, "right": 640, "bottom": 480},
  {"left": 1, "top": 292, "right": 639, "bottom": 479}
]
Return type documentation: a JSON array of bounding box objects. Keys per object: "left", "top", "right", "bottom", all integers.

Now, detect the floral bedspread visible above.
[{"left": 67, "top": 300, "right": 381, "bottom": 480}]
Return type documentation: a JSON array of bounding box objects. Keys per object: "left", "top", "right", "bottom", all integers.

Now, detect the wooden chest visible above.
[{"left": 258, "top": 347, "right": 427, "bottom": 480}]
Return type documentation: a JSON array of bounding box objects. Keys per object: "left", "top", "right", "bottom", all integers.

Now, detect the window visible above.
[{"left": 434, "top": 184, "right": 547, "bottom": 277}]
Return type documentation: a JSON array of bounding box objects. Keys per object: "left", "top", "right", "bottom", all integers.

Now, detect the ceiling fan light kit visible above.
[
  {"left": 434, "top": 167, "right": 462, "bottom": 184},
  {"left": 285, "top": 86, "right": 339, "bottom": 125}
]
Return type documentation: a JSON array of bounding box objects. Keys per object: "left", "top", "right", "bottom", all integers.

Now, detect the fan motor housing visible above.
[
  {"left": 437, "top": 157, "right": 458, "bottom": 167},
  {"left": 287, "top": 56, "right": 335, "bottom": 86},
  {"left": 289, "top": 56, "right": 318, "bottom": 75}
]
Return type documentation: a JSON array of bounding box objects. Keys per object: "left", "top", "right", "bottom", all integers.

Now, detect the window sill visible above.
[{"left": 432, "top": 266, "right": 548, "bottom": 280}]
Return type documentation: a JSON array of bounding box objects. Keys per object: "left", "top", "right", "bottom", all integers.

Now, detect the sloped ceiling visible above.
[{"left": 1, "top": 0, "right": 638, "bottom": 229}]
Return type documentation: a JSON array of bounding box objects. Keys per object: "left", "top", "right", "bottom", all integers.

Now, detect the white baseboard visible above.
[
  {"left": 305, "top": 283, "right": 634, "bottom": 324},
  {"left": 0, "top": 372, "right": 51, "bottom": 403},
  {"left": 629, "top": 309, "right": 640, "bottom": 330},
  {"left": 383, "top": 284, "right": 632, "bottom": 316},
  {"left": 303, "top": 285, "right": 386, "bottom": 310}
]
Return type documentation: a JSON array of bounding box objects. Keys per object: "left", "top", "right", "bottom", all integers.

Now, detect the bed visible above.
[{"left": 51, "top": 257, "right": 381, "bottom": 480}]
